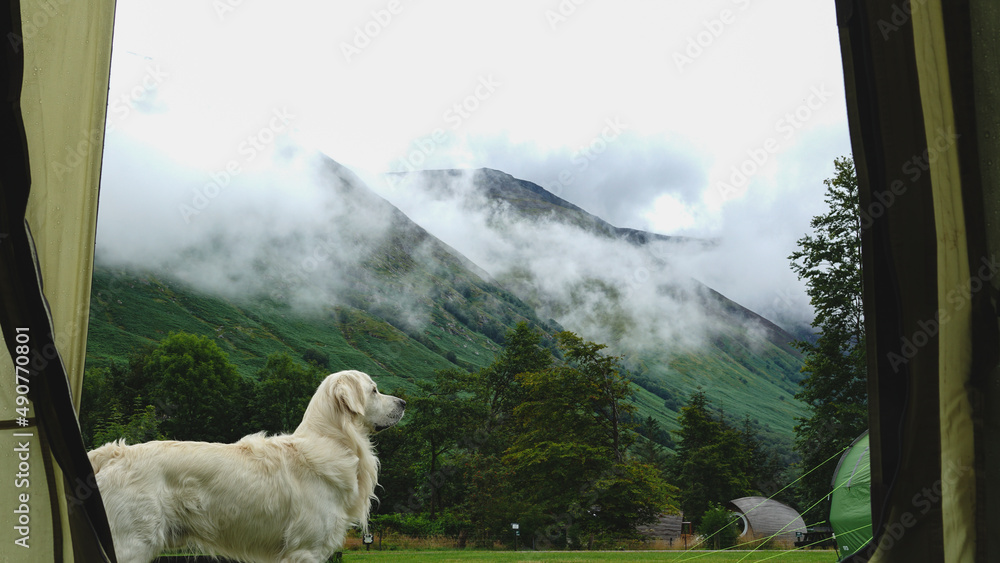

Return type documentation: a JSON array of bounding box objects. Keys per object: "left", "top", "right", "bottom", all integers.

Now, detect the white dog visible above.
[{"left": 88, "top": 370, "right": 405, "bottom": 563}]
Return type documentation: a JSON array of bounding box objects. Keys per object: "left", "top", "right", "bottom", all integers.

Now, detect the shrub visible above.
[{"left": 699, "top": 503, "right": 739, "bottom": 549}]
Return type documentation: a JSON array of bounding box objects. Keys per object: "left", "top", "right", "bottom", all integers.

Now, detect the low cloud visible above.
[
  {"left": 97, "top": 125, "right": 827, "bottom": 356},
  {"left": 360, "top": 127, "right": 830, "bottom": 340},
  {"left": 372, "top": 169, "right": 778, "bottom": 355},
  {"left": 96, "top": 131, "right": 413, "bottom": 319}
]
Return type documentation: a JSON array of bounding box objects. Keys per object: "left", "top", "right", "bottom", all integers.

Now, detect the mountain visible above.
[
  {"left": 85, "top": 156, "right": 805, "bottom": 446},
  {"left": 379, "top": 167, "right": 806, "bottom": 437},
  {"left": 387, "top": 168, "right": 704, "bottom": 246},
  {"left": 87, "top": 157, "right": 559, "bottom": 394}
]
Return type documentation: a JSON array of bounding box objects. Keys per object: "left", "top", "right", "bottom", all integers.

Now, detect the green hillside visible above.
[
  {"left": 87, "top": 264, "right": 540, "bottom": 396},
  {"left": 85, "top": 158, "right": 807, "bottom": 447},
  {"left": 385, "top": 167, "right": 807, "bottom": 439},
  {"left": 85, "top": 260, "right": 804, "bottom": 449}
]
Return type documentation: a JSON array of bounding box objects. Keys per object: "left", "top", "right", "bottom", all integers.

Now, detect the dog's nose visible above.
[{"left": 399, "top": 399, "right": 406, "bottom": 408}]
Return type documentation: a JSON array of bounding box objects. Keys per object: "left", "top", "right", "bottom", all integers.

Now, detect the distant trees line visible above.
[
  {"left": 81, "top": 332, "right": 330, "bottom": 446},
  {"left": 81, "top": 323, "right": 796, "bottom": 549}
]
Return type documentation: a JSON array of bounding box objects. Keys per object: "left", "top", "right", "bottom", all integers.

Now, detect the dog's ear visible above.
[{"left": 333, "top": 372, "right": 367, "bottom": 416}]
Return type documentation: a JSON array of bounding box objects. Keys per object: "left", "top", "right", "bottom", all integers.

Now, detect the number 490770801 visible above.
[{"left": 13, "top": 327, "right": 31, "bottom": 419}]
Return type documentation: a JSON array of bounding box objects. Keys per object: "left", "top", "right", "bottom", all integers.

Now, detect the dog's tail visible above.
[{"left": 87, "top": 439, "right": 129, "bottom": 474}]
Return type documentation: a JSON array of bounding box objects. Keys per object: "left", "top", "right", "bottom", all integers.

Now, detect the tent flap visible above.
[
  {"left": 1, "top": 0, "right": 117, "bottom": 561},
  {"left": 838, "top": 0, "right": 1000, "bottom": 561}
]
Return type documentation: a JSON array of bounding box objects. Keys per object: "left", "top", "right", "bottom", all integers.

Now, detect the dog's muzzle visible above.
[{"left": 375, "top": 398, "right": 406, "bottom": 432}]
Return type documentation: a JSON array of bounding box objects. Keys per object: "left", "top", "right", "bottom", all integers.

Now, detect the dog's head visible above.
[{"left": 301, "top": 370, "right": 405, "bottom": 435}]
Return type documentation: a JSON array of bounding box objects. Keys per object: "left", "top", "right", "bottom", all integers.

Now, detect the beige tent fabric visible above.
[
  {"left": 838, "top": 0, "right": 1000, "bottom": 561},
  {"left": 19, "top": 0, "right": 115, "bottom": 407},
  {"left": 909, "top": 2, "right": 977, "bottom": 561},
  {"left": 0, "top": 0, "right": 115, "bottom": 561}
]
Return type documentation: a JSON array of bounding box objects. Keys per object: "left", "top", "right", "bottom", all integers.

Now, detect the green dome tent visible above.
[{"left": 829, "top": 431, "right": 872, "bottom": 561}]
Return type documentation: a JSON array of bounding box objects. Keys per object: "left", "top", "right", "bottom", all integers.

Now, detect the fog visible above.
[
  {"left": 92, "top": 0, "right": 857, "bottom": 354},
  {"left": 96, "top": 121, "right": 827, "bottom": 358},
  {"left": 359, "top": 127, "right": 840, "bottom": 340},
  {"left": 97, "top": 132, "right": 408, "bottom": 316}
]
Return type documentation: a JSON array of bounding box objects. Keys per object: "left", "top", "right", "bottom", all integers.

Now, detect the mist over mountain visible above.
[
  {"left": 94, "top": 132, "right": 806, "bottom": 436},
  {"left": 98, "top": 138, "right": 460, "bottom": 331},
  {"left": 375, "top": 168, "right": 798, "bottom": 356}
]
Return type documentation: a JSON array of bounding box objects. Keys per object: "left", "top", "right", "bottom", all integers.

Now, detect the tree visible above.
[
  {"left": 788, "top": 156, "right": 867, "bottom": 521},
  {"left": 739, "top": 415, "right": 792, "bottom": 505},
  {"left": 480, "top": 322, "right": 553, "bottom": 423},
  {"left": 505, "top": 364, "right": 616, "bottom": 517},
  {"left": 555, "top": 331, "right": 634, "bottom": 462},
  {"left": 375, "top": 323, "right": 552, "bottom": 529},
  {"left": 407, "top": 368, "right": 484, "bottom": 519},
  {"left": 80, "top": 345, "right": 158, "bottom": 448},
  {"left": 671, "top": 391, "right": 752, "bottom": 526},
  {"left": 700, "top": 503, "right": 739, "bottom": 549},
  {"left": 145, "top": 331, "right": 249, "bottom": 442},
  {"left": 475, "top": 322, "right": 554, "bottom": 456},
  {"left": 633, "top": 416, "right": 672, "bottom": 474},
  {"left": 302, "top": 348, "right": 330, "bottom": 370},
  {"left": 251, "top": 353, "right": 323, "bottom": 433},
  {"left": 90, "top": 404, "right": 162, "bottom": 447},
  {"left": 504, "top": 332, "right": 671, "bottom": 545}
]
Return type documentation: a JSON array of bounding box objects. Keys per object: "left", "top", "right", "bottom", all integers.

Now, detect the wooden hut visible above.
[
  {"left": 636, "top": 513, "right": 684, "bottom": 544},
  {"left": 727, "top": 496, "right": 807, "bottom": 544}
]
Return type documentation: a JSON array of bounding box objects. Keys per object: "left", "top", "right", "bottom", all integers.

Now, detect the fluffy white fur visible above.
[{"left": 88, "top": 370, "right": 405, "bottom": 563}]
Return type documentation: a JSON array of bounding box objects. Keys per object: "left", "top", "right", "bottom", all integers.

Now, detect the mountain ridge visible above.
[
  {"left": 87, "top": 155, "right": 805, "bottom": 446},
  {"left": 382, "top": 166, "right": 796, "bottom": 358}
]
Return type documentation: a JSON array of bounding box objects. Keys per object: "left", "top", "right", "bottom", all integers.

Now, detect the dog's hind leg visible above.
[
  {"left": 103, "top": 496, "right": 170, "bottom": 563},
  {"left": 110, "top": 537, "right": 163, "bottom": 563}
]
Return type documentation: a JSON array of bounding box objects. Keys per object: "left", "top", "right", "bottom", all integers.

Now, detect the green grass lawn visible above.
[{"left": 338, "top": 549, "right": 837, "bottom": 562}]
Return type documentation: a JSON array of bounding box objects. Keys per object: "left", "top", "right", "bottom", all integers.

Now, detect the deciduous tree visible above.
[
  {"left": 145, "top": 331, "right": 248, "bottom": 442},
  {"left": 788, "top": 156, "right": 867, "bottom": 521},
  {"left": 251, "top": 352, "right": 323, "bottom": 433}
]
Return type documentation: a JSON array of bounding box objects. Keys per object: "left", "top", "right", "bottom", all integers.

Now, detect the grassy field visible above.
[{"left": 335, "top": 549, "right": 837, "bottom": 562}]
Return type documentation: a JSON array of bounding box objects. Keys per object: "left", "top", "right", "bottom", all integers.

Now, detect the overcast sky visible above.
[{"left": 99, "top": 0, "right": 852, "bottom": 332}]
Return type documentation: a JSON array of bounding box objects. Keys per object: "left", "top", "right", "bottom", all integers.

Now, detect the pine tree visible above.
[{"left": 671, "top": 391, "right": 752, "bottom": 526}]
